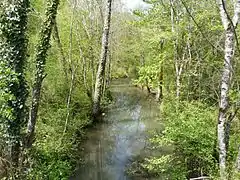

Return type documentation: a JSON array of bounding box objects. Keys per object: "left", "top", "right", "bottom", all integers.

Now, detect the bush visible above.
[
  {"left": 26, "top": 82, "right": 91, "bottom": 179},
  {"left": 143, "top": 100, "right": 218, "bottom": 179}
]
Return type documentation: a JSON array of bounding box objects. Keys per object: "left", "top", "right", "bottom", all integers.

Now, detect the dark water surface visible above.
[{"left": 70, "top": 80, "right": 162, "bottom": 180}]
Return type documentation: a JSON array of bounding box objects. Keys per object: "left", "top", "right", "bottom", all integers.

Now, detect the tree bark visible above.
[
  {"left": 26, "top": 0, "right": 60, "bottom": 148},
  {"left": 170, "top": 0, "right": 181, "bottom": 98},
  {"left": 92, "top": 0, "right": 113, "bottom": 119},
  {"left": 216, "top": 0, "right": 240, "bottom": 179},
  {"left": 106, "top": 48, "right": 112, "bottom": 87}
]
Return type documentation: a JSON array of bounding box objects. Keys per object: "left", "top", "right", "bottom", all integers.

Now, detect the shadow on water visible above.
[{"left": 70, "top": 79, "right": 163, "bottom": 180}]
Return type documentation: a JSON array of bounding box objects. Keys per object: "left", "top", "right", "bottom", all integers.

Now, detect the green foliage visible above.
[
  {"left": 135, "top": 63, "right": 162, "bottom": 88},
  {"left": 2, "top": 0, "right": 240, "bottom": 179},
  {"left": 23, "top": 0, "right": 94, "bottom": 178},
  {"left": 143, "top": 100, "right": 218, "bottom": 179},
  {"left": 26, "top": 78, "right": 91, "bottom": 179},
  {"left": 34, "top": 0, "right": 59, "bottom": 82},
  {"left": 0, "top": 0, "right": 29, "bottom": 165},
  {"left": 130, "top": 0, "right": 223, "bottom": 103}
]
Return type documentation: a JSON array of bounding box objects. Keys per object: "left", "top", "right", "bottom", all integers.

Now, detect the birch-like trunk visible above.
[
  {"left": 26, "top": 0, "right": 60, "bottom": 148},
  {"left": 92, "top": 0, "right": 112, "bottom": 118},
  {"left": 63, "top": 5, "right": 76, "bottom": 135},
  {"left": 156, "top": 41, "right": 164, "bottom": 102},
  {"left": 170, "top": 0, "right": 181, "bottom": 98},
  {"left": 217, "top": 0, "right": 240, "bottom": 179},
  {"left": 176, "top": 67, "right": 181, "bottom": 97},
  {"left": 106, "top": 49, "right": 112, "bottom": 87},
  {"left": 218, "top": 27, "right": 234, "bottom": 180}
]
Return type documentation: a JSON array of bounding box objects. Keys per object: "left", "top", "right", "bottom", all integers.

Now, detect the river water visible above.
[{"left": 70, "top": 80, "right": 162, "bottom": 180}]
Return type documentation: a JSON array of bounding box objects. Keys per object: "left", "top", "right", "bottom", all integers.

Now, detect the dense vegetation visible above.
[
  {"left": 1, "top": 0, "right": 240, "bottom": 179},
  {"left": 127, "top": 0, "right": 240, "bottom": 179}
]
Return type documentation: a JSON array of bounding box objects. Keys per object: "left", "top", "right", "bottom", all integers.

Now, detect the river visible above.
[{"left": 70, "top": 80, "right": 162, "bottom": 180}]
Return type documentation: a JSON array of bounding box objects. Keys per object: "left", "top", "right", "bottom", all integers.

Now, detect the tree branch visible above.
[{"left": 180, "top": 0, "right": 224, "bottom": 53}]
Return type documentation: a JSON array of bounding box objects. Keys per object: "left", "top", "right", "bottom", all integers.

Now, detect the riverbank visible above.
[
  {"left": 26, "top": 89, "right": 92, "bottom": 179},
  {"left": 70, "top": 79, "right": 163, "bottom": 180}
]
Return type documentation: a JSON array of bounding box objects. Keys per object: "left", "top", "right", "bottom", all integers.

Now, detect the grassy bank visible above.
[
  {"left": 127, "top": 96, "right": 240, "bottom": 179},
  {"left": 26, "top": 87, "right": 92, "bottom": 179}
]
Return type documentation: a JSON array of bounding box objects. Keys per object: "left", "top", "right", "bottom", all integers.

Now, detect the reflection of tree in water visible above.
[
  {"left": 71, "top": 84, "right": 161, "bottom": 180},
  {"left": 130, "top": 104, "right": 142, "bottom": 121}
]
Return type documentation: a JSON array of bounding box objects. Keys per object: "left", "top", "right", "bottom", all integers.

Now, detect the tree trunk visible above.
[
  {"left": 218, "top": 27, "right": 234, "bottom": 180},
  {"left": 76, "top": 23, "right": 92, "bottom": 99},
  {"left": 106, "top": 48, "right": 112, "bottom": 87},
  {"left": 156, "top": 65, "right": 163, "bottom": 102},
  {"left": 92, "top": 0, "right": 113, "bottom": 119},
  {"left": 146, "top": 79, "right": 151, "bottom": 94},
  {"left": 26, "top": 0, "right": 60, "bottom": 148},
  {"left": 63, "top": 66, "right": 76, "bottom": 134},
  {"left": 170, "top": 0, "right": 181, "bottom": 98},
  {"left": 216, "top": 0, "right": 240, "bottom": 179},
  {"left": 0, "top": 0, "right": 29, "bottom": 167},
  {"left": 91, "top": 53, "right": 96, "bottom": 100},
  {"left": 176, "top": 67, "right": 181, "bottom": 98},
  {"left": 53, "top": 20, "right": 68, "bottom": 81},
  {"left": 236, "top": 145, "right": 240, "bottom": 171}
]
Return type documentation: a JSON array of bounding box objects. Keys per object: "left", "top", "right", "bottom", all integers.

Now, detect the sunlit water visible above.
[{"left": 70, "top": 80, "right": 162, "bottom": 180}]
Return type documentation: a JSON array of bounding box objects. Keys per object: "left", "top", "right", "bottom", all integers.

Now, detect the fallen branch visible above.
[{"left": 190, "top": 177, "right": 210, "bottom": 180}]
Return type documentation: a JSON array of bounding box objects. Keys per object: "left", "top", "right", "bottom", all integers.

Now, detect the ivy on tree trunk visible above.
[
  {"left": 26, "top": 0, "right": 60, "bottom": 148},
  {"left": 0, "top": 0, "right": 29, "bottom": 167}
]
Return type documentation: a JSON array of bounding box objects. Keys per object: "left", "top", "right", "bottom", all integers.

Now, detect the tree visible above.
[
  {"left": 217, "top": 0, "right": 240, "bottom": 179},
  {"left": 26, "top": 0, "right": 60, "bottom": 148},
  {"left": 0, "top": 0, "right": 29, "bottom": 167},
  {"left": 92, "top": 0, "right": 113, "bottom": 119},
  {"left": 53, "top": 20, "right": 68, "bottom": 81}
]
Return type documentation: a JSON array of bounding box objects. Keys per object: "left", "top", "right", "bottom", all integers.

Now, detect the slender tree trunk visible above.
[
  {"left": 106, "top": 48, "right": 112, "bottom": 87},
  {"left": 170, "top": 0, "right": 181, "bottom": 98},
  {"left": 156, "top": 41, "right": 164, "bottom": 102},
  {"left": 236, "top": 145, "right": 240, "bottom": 171},
  {"left": 216, "top": 0, "right": 240, "bottom": 179},
  {"left": 218, "top": 28, "right": 234, "bottom": 179},
  {"left": 81, "top": 0, "right": 100, "bottom": 100},
  {"left": 175, "top": 65, "right": 182, "bottom": 98},
  {"left": 91, "top": 54, "right": 95, "bottom": 100},
  {"left": 79, "top": 40, "right": 90, "bottom": 98},
  {"left": 92, "top": 0, "right": 113, "bottom": 118},
  {"left": 102, "top": 48, "right": 111, "bottom": 94},
  {"left": 62, "top": 4, "right": 77, "bottom": 135},
  {"left": 146, "top": 79, "right": 151, "bottom": 93},
  {"left": 26, "top": 0, "right": 60, "bottom": 148},
  {"left": 156, "top": 65, "right": 163, "bottom": 102},
  {"left": 75, "top": 22, "right": 92, "bottom": 98},
  {"left": 0, "top": 0, "right": 29, "bottom": 167},
  {"left": 63, "top": 66, "right": 76, "bottom": 134},
  {"left": 102, "top": 69, "right": 106, "bottom": 96},
  {"left": 53, "top": 20, "right": 68, "bottom": 81}
]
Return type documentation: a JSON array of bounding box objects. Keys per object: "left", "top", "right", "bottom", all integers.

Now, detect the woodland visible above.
[{"left": 1, "top": 0, "right": 240, "bottom": 179}]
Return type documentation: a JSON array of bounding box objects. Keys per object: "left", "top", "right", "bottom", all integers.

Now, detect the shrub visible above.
[{"left": 144, "top": 100, "right": 218, "bottom": 179}]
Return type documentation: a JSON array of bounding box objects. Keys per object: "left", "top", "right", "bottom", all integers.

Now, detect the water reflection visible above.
[{"left": 70, "top": 81, "right": 161, "bottom": 180}]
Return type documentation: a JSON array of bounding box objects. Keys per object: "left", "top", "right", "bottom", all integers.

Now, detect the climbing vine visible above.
[
  {"left": 0, "top": 0, "right": 29, "bottom": 165},
  {"left": 26, "top": 0, "right": 60, "bottom": 147},
  {"left": 35, "top": 0, "right": 60, "bottom": 79}
]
